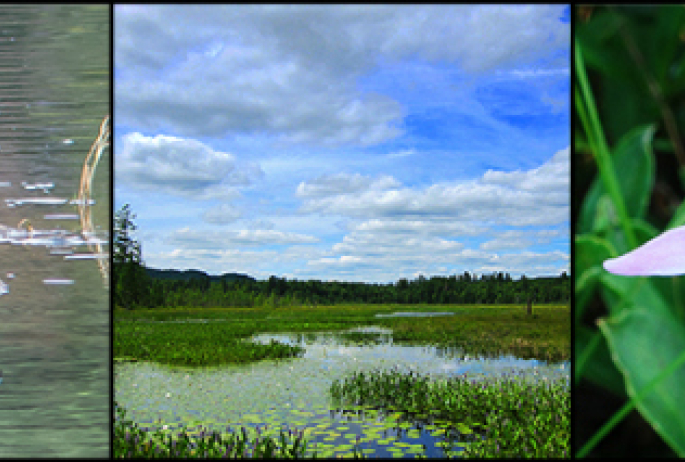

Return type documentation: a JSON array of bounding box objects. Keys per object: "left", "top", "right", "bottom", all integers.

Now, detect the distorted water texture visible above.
[
  {"left": 115, "top": 324, "right": 569, "bottom": 458},
  {"left": 0, "top": 5, "right": 109, "bottom": 458}
]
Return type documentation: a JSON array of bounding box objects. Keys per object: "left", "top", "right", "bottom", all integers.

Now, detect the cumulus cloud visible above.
[
  {"left": 148, "top": 247, "right": 280, "bottom": 275},
  {"left": 297, "top": 147, "right": 569, "bottom": 226},
  {"left": 477, "top": 229, "right": 565, "bottom": 252},
  {"left": 296, "top": 172, "right": 400, "bottom": 198},
  {"left": 115, "top": 5, "right": 569, "bottom": 282},
  {"left": 482, "top": 147, "right": 568, "bottom": 196},
  {"left": 353, "top": 218, "right": 487, "bottom": 237},
  {"left": 202, "top": 203, "right": 242, "bottom": 224},
  {"left": 166, "top": 227, "right": 319, "bottom": 248},
  {"left": 331, "top": 232, "right": 464, "bottom": 257},
  {"left": 117, "top": 132, "right": 263, "bottom": 200},
  {"left": 115, "top": 5, "right": 567, "bottom": 145}
]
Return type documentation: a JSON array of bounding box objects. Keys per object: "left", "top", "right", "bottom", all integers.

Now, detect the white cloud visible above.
[
  {"left": 166, "top": 227, "right": 319, "bottom": 248},
  {"left": 386, "top": 148, "right": 415, "bottom": 159},
  {"left": 479, "top": 229, "right": 565, "bottom": 252},
  {"left": 353, "top": 218, "right": 487, "bottom": 237},
  {"left": 504, "top": 68, "right": 569, "bottom": 79},
  {"left": 115, "top": 5, "right": 567, "bottom": 145},
  {"left": 117, "top": 132, "right": 263, "bottom": 200},
  {"left": 115, "top": 5, "right": 569, "bottom": 282},
  {"left": 298, "top": 147, "right": 569, "bottom": 226},
  {"left": 296, "top": 172, "right": 400, "bottom": 198},
  {"left": 202, "top": 204, "right": 242, "bottom": 224}
]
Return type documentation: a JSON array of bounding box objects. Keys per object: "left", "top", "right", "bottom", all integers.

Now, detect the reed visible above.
[{"left": 77, "top": 114, "right": 110, "bottom": 286}]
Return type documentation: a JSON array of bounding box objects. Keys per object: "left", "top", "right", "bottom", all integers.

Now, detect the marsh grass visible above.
[
  {"left": 114, "top": 401, "right": 367, "bottom": 458},
  {"left": 114, "top": 303, "right": 569, "bottom": 365},
  {"left": 114, "top": 303, "right": 569, "bottom": 458},
  {"left": 330, "top": 367, "right": 569, "bottom": 458}
]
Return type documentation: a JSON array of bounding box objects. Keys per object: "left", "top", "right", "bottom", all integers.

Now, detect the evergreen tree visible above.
[{"left": 113, "top": 203, "right": 150, "bottom": 309}]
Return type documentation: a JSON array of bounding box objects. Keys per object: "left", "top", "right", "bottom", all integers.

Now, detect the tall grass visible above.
[
  {"left": 330, "top": 367, "right": 569, "bottom": 458},
  {"left": 114, "top": 304, "right": 569, "bottom": 458}
]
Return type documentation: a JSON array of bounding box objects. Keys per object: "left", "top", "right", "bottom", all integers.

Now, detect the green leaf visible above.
[
  {"left": 592, "top": 195, "right": 619, "bottom": 235},
  {"left": 575, "top": 325, "right": 628, "bottom": 398},
  {"left": 666, "top": 199, "right": 685, "bottom": 230},
  {"left": 574, "top": 234, "right": 615, "bottom": 321},
  {"left": 599, "top": 272, "right": 664, "bottom": 318},
  {"left": 598, "top": 307, "right": 685, "bottom": 456},
  {"left": 575, "top": 234, "right": 615, "bottom": 274},
  {"left": 578, "top": 125, "right": 656, "bottom": 234},
  {"left": 575, "top": 266, "right": 603, "bottom": 324}
]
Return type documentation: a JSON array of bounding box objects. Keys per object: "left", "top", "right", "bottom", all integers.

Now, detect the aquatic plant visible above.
[{"left": 330, "top": 367, "right": 569, "bottom": 458}]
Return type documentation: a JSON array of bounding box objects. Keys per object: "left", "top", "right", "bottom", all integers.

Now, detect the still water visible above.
[
  {"left": 115, "top": 325, "right": 569, "bottom": 458},
  {"left": 0, "top": 5, "right": 109, "bottom": 458}
]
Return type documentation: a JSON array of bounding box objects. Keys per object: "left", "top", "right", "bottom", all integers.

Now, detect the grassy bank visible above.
[{"left": 114, "top": 303, "right": 569, "bottom": 458}]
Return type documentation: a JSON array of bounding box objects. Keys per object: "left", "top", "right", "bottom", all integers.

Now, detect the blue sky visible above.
[{"left": 114, "top": 5, "right": 570, "bottom": 283}]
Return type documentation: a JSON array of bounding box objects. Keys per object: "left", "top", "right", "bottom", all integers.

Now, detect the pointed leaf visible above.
[{"left": 598, "top": 308, "right": 685, "bottom": 456}]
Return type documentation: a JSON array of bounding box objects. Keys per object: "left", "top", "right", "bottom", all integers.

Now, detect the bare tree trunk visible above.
[{"left": 527, "top": 298, "right": 533, "bottom": 316}]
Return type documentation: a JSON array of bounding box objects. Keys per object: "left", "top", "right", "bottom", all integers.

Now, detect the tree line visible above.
[{"left": 114, "top": 204, "right": 570, "bottom": 310}]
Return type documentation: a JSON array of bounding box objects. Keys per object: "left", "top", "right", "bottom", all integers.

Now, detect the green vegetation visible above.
[
  {"left": 575, "top": 5, "right": 685, "bottom": 458},
  {"left": 115, "top": 269, "right": 570, "bottom": 310},
  {"left": 330, "top": 367, "right": 569, "bottom": 458},
  {"left": 115, "top": 403, "right": 348, "bottom": 458},
  {"left": 113, "top": 203, "right": 570, "bottom": 311},
  {"left": 114, "top": 204, "right": 569, "bottom": 458},
  {"left": 114, "top": 304, "right": 569, "bottom": 458},
  {"left": 115, "top": 304, "right": 569, "bottom": 365}
]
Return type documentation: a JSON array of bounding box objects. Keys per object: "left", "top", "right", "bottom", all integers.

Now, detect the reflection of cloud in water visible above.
[{"left": 248, "top": 330, "right": 569, "bottom": 383}]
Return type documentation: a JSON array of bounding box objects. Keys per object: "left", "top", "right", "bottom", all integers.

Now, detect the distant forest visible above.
[{"left": 114, "top": 204, "right": 570, "bottom": 309}]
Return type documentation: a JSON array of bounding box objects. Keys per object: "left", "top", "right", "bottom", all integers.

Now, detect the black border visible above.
[{"left": 569, "top": 3, "right": 576, "bottom": 457}]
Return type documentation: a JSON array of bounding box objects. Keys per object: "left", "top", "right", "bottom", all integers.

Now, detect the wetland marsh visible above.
[{"left": 114, "top": 303, "right": 569, "bottom": 458}]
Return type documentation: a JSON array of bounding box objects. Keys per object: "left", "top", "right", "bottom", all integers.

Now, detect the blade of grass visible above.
[{"left": 574, "top": 37, "right": 637, "bottom": 249}]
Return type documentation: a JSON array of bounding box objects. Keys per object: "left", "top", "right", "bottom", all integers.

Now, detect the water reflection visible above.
[
  {"left": 0, "top": 4, "right": 109, "bottom": 458},
  {"left": 247, "top": 329, "right": 570, "bottom": 383}
]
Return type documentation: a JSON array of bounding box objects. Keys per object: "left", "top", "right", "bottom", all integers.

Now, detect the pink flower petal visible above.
[{"left": 603, "top": 225, "right": 685, "bottom": 276}]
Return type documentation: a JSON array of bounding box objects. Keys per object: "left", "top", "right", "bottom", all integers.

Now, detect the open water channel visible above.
[
  {"left": 0, "top": 5, "right": 109, "bottom": 458},
  {"left": 115, "top": 312, "right": 569, "bottom": 458}
]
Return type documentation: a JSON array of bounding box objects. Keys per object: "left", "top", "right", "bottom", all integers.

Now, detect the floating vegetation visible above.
[
  {"left": 330, "top": 367, "right": 569, "bottom": 458},
  {"left": 114, "top": 401, "right": 351, "bottom": 459},
  {"left": 114, "top": 304, "right": 570, "bottom": 458}
]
